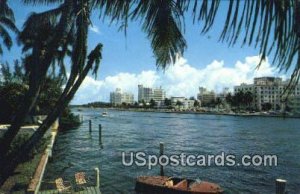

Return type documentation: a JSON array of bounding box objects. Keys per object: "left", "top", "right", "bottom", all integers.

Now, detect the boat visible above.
[
  {"left": 135, "top": 176, "right": 223, "bottom": 194},
  {"left": 102, "top": 112, "right": 108, "bottom": 117}
]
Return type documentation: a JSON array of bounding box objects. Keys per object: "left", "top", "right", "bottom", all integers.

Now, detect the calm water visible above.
[{"left": 43, "top": 109, "right": 300, "bottom": 193}]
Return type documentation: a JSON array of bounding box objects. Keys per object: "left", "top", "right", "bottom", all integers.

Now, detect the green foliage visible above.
[
  {"left": 59, "top": 109, "right": 80, "bottom": 130},
  {"left": 262, "top": 102, "right": 272, "bottom": 111},
  {"left": 0, "top": 82, "right": 27, "bottom": 123},
  {"left": 164, "top": 98, "right": 172, "bottom": 107},
  {"left": 0, "top": 0, "right": 19, "bottom": 55},
  {"left": 0, "top": 62, "right": 79, "bottom": 129},
  {"left": 226, "top": 91, "right": 254, "bottom": 110},
  {"left": 193, "top": 100, "right": 200, "bottom": 107}
]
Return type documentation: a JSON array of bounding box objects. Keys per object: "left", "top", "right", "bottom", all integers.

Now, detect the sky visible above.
[{"left": 0, "top": 1, "right": 291, "bottom": 104}]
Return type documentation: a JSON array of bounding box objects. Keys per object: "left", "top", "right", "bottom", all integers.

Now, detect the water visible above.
[{"left": 43, "top": 108, "right": 300, "bottom": 193}]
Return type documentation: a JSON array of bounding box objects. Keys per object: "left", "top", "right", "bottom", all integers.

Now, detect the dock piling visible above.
[
  {"left": 276, "top": 179, "right": 287, "bottom": 194},
  {"left": 89, "top": 120, "right": 92, "bottom": 132},
  {"left": 95, "top": 167, "right": 100, "bottom": 188},
  {"left": 99, "top": 124, "right": 102, "bottom": 143},
  {"left": 160, "top": 142, "right": 164, "bottom": 176}
]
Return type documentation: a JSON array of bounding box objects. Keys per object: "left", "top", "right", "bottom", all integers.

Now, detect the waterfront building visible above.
[
  {"left": 234, "top": 77, "right": 300, "bottom": 112},
  {"left": 138, "top": 85, "right": 166, "bottom": 103},
  {"left": 110, "top": 88, "right": 134, "bottom": 106},
  {"left": 138, "top": 85, "right": 153, "bottom": 103},
  {"left": 197, "top": 87, "right": 216, "bottom": 106},
  {"left": 170, "top": 97, "right": 194, "bottom": 110},
  {"left": 153, "top": 87, "right": 166, "bottom": 102}
]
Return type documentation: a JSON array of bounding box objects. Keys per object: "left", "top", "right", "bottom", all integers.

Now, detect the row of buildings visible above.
[{"left": 109, "top": 77, "right": 300, "bottom": 114}]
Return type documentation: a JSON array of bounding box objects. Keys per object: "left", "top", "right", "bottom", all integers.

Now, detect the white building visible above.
[
  {"left": 138, "top": 85, "right": 153, "bottom": 103},
  {"left": 197, "top": 87, "right": 216, "bottom": 106},
  {"left": 234, "top": 77, "right": 300, "bottom": 112},
  {"left": 110, "top": 88, "right": 134, "bottom": 106},
  {"left": 170, "top": 97, "right": 194, "bottom": 110},
  {"left": 138, "top": 85, "right": 166, "bottom": 103},
  {"left": 153, "top": 87, "right": 166, "bottom": 102}
]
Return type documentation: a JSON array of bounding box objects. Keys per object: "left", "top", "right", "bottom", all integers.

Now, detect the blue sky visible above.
[{"left": 1, "top": 1, "right": 290, "bottom": 104}]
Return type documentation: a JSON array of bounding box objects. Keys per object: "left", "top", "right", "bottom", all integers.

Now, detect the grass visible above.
[{"left": 0, "top": 133, "right": 49, "bottom": 193}]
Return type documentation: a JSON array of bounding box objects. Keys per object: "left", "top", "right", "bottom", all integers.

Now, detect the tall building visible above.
[
  {"left": 153, "top": 87, "right": 166, "bottom": 102},
  {"left": 197, "top": 87, "right": 216, "bottom": 105},
  {"left": 234, "top": 76, "right": 300, "bottom": 112},
  {"left": 138, "top": 85, "right": 153, "bottom": 103},
  {"left": 110, "top": 88, "right": 134, "bottom": 106},
  {"left": 138, "top": 85, "right": 166, "bottom": 103}
]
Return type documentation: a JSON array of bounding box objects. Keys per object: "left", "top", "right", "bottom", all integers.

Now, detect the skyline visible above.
[
  {"left": 75, "top": 55, "right": 287, "bottom": 104},
  {"left": 0, "top": 1, "right": 291, "bottom": 104}
]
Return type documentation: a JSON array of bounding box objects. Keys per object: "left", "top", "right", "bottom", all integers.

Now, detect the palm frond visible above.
[
  {"left": 190, "top": 0, "right": 300, "bottom": 92},
  {"left": 0, "top": 17, "right": 19, "bottom": 34},
  {"left": 131, "top": 0, "right": 187, "bottom": 68},
  {"left": 88, "top": 43, "right": 103, "bottom": 78},
  {"left": 22, "top": 0, "right": 63, "bottom": 5},
  {"left": 92, "top": 0, "right": 131, "bottom": 24},
  {"left": 0, "top": 0, "right": 15, "bottom": 21},
  {"left": 0, "top": 25, "right": 13, "bottom": 49}
]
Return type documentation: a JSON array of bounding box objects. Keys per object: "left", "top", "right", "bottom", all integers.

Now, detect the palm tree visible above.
[
  {"left": 244, "top": 91, "right": 254, "bottom": 109},
  {"left": 2, "top": 0, "right": 300, "bottom": 184},
  {"left": 0, "top": 0, "right": 18, "bottom": 55}
]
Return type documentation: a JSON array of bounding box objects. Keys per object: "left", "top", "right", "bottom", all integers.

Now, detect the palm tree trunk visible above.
[
  {"left": 0, "top": 1, "right": 74, "bottom": 159},
  {"left": 0, "top": 44, "right": 102, "bottom": 185},
  {"left": 0, "top": 62, "right": 44, "bottom": 158}
]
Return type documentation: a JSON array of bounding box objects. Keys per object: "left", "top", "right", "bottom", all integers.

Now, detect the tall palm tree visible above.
[
  {"left": 0, "top": 0, "right": 18, "bottom": 55},
  {"left": 2, "top": 0, "right": 300, "bottom": 184}
]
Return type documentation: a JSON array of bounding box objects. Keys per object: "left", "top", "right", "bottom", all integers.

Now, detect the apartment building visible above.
[
  {"left": 138, "top": 85, "right": 166, "bottom": 103},
  {"left": 110, "top": 88, "right": 134, "bottom": 106},
  {"left": 197, "top": 87, "right": 216, "bottom": 105},
  {"left": 234, "top": 77, "right": 300, "bottom": 112}
]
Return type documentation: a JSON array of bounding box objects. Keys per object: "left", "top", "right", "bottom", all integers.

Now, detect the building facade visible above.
[
  {"left": 138, "top": 85, "right": 166, "bottom": 103},
  {"left": 197, "top": 87, "right": 216, "bottom": 105},
  {"left": 110, "top": 88, "right": 134, "bottom": 106},
  {"left": 234, "top": 77, "right": 300, "bottom": 112},
  {"left": 138, "top": 85, "right": 153, "bottom": 103}
]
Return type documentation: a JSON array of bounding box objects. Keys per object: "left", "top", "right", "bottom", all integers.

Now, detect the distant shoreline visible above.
[{"left": 74, "top": 106, "right": 300, "bottom": 119}]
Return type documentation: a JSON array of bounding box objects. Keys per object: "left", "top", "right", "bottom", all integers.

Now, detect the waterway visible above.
[{"left": 43, "top": 108, "right": 300, "bottom": 193}]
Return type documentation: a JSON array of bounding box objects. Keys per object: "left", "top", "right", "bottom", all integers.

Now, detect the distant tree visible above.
[
  {"left": 164, "top": 98, "right": 172, "bottom": 107},
  {"left": 262, "top": 103, "right": 272, "bottom": 111},
  {"left": 244, "top": 91, "right": 254, "bottom": 108},
  {"left": 193, "top": 100, "right": 200, "bottom": 107},
  {"left": 225, "top": 93, "right": 233, "bottom": 105},
  {"left": 215, "top": 97, "right": 222, "bottom": 109},
  {"left": 150, "top": 99, "right": 156, "bottom": 108},
  {"left": 176, "top": 100, "right": 183, "bottom": 107}
]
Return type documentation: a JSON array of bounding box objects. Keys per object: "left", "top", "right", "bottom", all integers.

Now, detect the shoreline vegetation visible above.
[{"left": 72, "top": 105, "right": 300, "bottom": 119}]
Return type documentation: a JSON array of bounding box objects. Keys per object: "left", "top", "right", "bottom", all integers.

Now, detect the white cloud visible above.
[
  {"left": 89, "top": 25, "right": 101, "bottom": 35},
  {"left": 72, "top": 55, "right": 286, "bottom": 104}
]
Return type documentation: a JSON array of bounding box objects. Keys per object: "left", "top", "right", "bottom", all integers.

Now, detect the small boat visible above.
[
  {"left": 135, "top": 176, "right": 223, "bottom": 194},
  {"left": 102, "top": 112, "right": 108, "bottom": 117}
]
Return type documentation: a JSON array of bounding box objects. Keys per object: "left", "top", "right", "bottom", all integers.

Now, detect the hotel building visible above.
[{"left": 110, "top": 88, "right": 134, "bottom": 106}]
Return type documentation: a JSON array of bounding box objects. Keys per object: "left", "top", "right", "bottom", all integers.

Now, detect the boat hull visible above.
[{"left": 135, "top": 176, "right": 223, "bottom": 194}]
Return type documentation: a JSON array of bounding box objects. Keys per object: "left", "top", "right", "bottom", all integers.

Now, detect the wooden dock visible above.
[{"left": 38, "top": 186, "right": 101, "bottom": 194}]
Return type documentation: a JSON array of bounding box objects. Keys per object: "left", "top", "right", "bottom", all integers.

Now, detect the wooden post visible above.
[
  {"left": 276, "top": 179, "right": 286, "bottom": 194},
  {"left": 99, "top": 124, "right": 102, "bottom": 143},
  {"left": 94, "top": 167, "right": 100, "bottom": 188},
  {"left": 160, "top": 142, "right": 164, "bottom": 176},
  {"left": 89, "top": 120, "right": 92, "bottom": 132}
]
